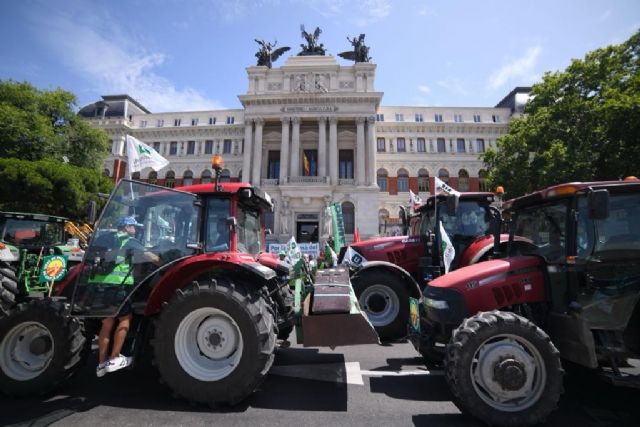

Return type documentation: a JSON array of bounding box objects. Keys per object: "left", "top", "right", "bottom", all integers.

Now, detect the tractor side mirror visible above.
[
  {"left": 86, "top": 201, "right": 97, "bottom": 224},
  {"left": 239, "top": 188, "right": 252, "bottom": 200},
  {"left": 226, "top": 216, "right": 237, "bottom": 232},
  {"left": 446, "top": 195, "right": 459, "bottom": 216},
  {"left": 265, "top": 228, "right": 272, "bottom": 235},
  {"left": 588, "top": 189, "right": 609, "bottom": 220},
  {"left": 399, "top": 206, "right": 409, "bottom": 235}
]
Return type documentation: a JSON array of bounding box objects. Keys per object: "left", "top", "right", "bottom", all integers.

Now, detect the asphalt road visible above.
[{"left": 2, "top": 335, "right": 639, "bottom": 427}]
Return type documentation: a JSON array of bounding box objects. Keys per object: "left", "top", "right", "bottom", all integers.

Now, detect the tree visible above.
[
  {"left": 0, "top": 80, "right": 109, "bottom": 170},
  {"left": 482, "top": 30, "right": 640, "bottom": 197},
  {"left": 0, "top": 159, "right": 112, "bottom": 220}
]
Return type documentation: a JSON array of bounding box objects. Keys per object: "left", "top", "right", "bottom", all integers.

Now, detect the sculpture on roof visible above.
[
  {"left": 254, "top": 39, "right": 290, "bottom": 68},
  {"left": 338, "top": 34, "right": 371, "bottom": 63},
  {"left": 298, "top": 25, "right": 326, "bottom": 56}
]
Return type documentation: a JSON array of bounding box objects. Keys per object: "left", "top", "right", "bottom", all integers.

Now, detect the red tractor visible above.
[
  {"left": 409, "top": 179, "right": 640, "bottom": 426},
  {"left": 344, "top": 192, "right": 507, "bottom": 340},
  {"left": 0, "top": 172, "right": 377, "bottom": 403}
]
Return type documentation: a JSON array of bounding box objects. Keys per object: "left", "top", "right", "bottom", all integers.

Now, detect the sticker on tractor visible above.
[
  {"left": 409, "top": 297, "right": 420, "bottom": 333},
  {"left": 39, "top": 255, "right": 67, "bottom": 282}
]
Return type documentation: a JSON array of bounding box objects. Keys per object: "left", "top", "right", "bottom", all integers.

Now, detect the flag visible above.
[
  {"left": 330, "top": 203, "right": 346, "bottom": 252},
  {"left": 439, "top": 222, "right": 455, "bottom": 273},
  {"left": 341, "top": 246, "right": 366, "bottom": 267},
  {"left": 409, "top": 190, "right": 422, "bottom": 211},
  {"left": 286, "top": 236, "right": 302, "bottom": 265},
  {"left": 434, "top": 176, "right": 461, "bottom": 197},
  {"left": 303, "top": 152, "right": 311, "bottom": 176},
  {"left": 353, "top": 228, "right": 361, "bottom": 243},
  {"left": 126, "top": 135, "right": 169, "bottom": 177}
]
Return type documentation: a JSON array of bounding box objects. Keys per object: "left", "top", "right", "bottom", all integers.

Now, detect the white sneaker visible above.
[
  {"left": 105, "top": 354, "right": 132, "bottom": 373},
  {"left": 96, "top": 361, "right": 108, "bottom": 378}
]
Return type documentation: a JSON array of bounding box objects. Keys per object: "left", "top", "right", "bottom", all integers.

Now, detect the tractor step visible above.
[{"left": 600, "top": 358, "right": 640, "bottom": 389}]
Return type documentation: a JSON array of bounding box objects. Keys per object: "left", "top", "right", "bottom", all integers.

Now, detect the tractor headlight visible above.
[{"left": 424, "top": 298, "right": 449, "bottom": 310}]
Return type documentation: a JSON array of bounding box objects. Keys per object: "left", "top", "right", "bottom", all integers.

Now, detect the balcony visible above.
[
  {"left": 338, "top": 178, "right": 355, "bottom": 186},
  {"left": 285, "top": 176, "right": 330, "bottom": 185},
  {"left": 260, "top": 178, "right": 279, "bottom": 186}
]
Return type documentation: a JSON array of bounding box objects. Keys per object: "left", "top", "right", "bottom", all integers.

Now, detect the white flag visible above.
[
  {"left": 434, "top": 176, "right": 461, "bottom": 197},
  {"left": 126, "top": 135, "right": 169, "bottom": 177},
  {"left": 439, "top": 222, "right": 455, "bottom": 274},
  {"left": 341, "top": 246, "right": 367, "bottom": 267},
  {"left": 286, "top": 236, "right": 302, "bottom": 265},
  {"left": 409, "top": 190, "right": 422, "bottom": 210}
]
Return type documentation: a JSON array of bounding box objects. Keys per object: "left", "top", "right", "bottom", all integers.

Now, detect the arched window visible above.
[
  {"left": 183, "top": 170, "right": 193, "bottom": 186},
  {"left": 479, "top": 169, "right": 489, "bottom": 192},
  {"left": 377, "top": 168, "right": 388, "bottom": 192},
  {"left": 148, "top": 171, "right": 158, "bottom": 185},
  {"left": 418, "top": 169, "right": 429, "bottom": 193},
  {"left": 438, "top": 168, "right": 450, "bottom": 184},
  {"left": 458, "top": 169, "right": 470, "bottom": 192},
  {"left": 201, "top": 170, "right": 212, "bottom": 184},
  {"left": 342, "top": 201, "right": 355, "bottom": 235},
  {"left": 103, "top": 169, "right": 110, "bottom": 177},
  {"left": 397, "top": 168, "right": 409, "bottom": 192},
  {"left": 378, "top": 209, "right": 390, "bottom": 235},
  {"left": 132, "top": 172, "right": 140, "bottom": 180},
  {"left": 238, "top": 169, "right": 243, "bottom": 182},
  {"left": 220, "top": 169, "right": 231, "bottom": 183},
  {"left": 165, "top": 171, "right": 175, "bottom": 188}
]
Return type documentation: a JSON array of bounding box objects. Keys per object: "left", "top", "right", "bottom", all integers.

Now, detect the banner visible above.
[
  {"left": 439, "top": 222, "right": 455, "bottom": 273},
  {"left": 434, "top": 176, "right": 461, "bottom": 197},
  {"left": 126, "top": 135, "right": 169, "bottom": 177},
  {"left": 330, "top": 202, "right": 346, "bottom": 252},
  {"left": 268, "top": 242, "right": 319, "bottom": 259}
]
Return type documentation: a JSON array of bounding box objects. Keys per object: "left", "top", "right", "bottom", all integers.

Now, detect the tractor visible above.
[
  {"left": 408, "top": 179, "right": 640, "bottom": 426},
  {"left": 342, "top": 191, "right": 507, "bottom": 340},
  {"left": 0, "top": 164, "right": 377, "bottom": 404}
]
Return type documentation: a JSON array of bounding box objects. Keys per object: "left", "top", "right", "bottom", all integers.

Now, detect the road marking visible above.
[{"left": 270, "top": 362, "right": 443, "bottom": 385}]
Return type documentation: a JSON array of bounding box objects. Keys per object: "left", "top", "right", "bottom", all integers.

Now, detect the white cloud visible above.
[
  {"left": 27, "top": 3, "right": 224, "bottom": 112},
  {"left": 417, "top": 85, "right": 431, "bottom": 94},
  {"left": 487, "top": 46, "right": 542, "bottom": 90},
  {"left": 437, "top": 78, "right": 468, "bottom": 96}
]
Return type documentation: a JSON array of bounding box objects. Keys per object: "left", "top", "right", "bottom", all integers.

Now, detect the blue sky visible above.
[{"left": 1, "top": 0, "right": 638, "bottom": 112}]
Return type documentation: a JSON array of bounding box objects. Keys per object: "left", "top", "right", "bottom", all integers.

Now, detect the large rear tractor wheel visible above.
[
  {"left": 153, "top": 279, "right": 276, "bottom": 406},
  {"left": 0, "top": 262, "right": 19, "bottom": 317},
  {"left": 0, "top": 299, "right": 86, "bottom": 396},
  {"left": 275, "top": 284, "right": 294, "bottom": 340},
  {"left": 445, "top": 311, "right": 563, "bottom": 427},
  {"left": 352, "top": 270, "right": 409, "bottom": 340}
]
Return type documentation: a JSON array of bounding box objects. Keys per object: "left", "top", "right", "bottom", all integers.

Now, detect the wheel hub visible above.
[
  {"left": 367, "top": 293, "right": 387, "bottom": 313},
  {"left": 493, "top": 358, "right": 527, "bottom": 391},
  {"left": 0, "top": 321, "right": 54, "bottom": 381},
  {"left": 358, "top": 284, "right": 400, "bottom": 327},
  {"left": 29, "top": 336, "right": 53, "bottom": 356}
]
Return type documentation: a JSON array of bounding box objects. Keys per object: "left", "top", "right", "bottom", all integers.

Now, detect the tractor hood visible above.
[{"left": 348, "top": 235, "right": 424, "bottom": 271}]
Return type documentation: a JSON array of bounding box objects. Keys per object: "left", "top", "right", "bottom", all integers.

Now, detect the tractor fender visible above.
[
  {"left": 354, "top": 261, "right": 421, "bottom": 299},
  {"left": 144, "top": 253, "right": 276, "bottom": 316},
  {"left": 460, "top": 234, "right": 510, "bottom": 267}
]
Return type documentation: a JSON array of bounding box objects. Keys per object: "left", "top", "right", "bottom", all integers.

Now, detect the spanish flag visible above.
[{"left": 303, "top": 152, "right": 311, "bottom": 176}]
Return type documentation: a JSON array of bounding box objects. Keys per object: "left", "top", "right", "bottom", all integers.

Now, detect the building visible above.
[{"left": 79, "top": 53, "right": 524, "bottom": 244}]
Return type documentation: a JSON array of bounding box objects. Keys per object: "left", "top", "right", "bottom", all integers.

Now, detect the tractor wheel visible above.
[
  {"left": 0, "top": 299, "right": 86, "bottom": 397},
  {"left": 352, "top": 270, "right": 409, "bottom": 340},
  {"left": 0, "top": 263, "right": 19, "bottom": 317},
  {"left": 153, "top": 279, "right": 276, "bottom": 406},
  {"left": 417, "top": 341, "right": 445, "bottom": 364},
  {"left": 445, "top": 311, "right": 563, "bottom": 427},
  {"left": 276, "top": 285, "right": 294, "bottom": 340}
]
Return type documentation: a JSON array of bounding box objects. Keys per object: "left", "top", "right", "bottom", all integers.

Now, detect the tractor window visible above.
[
  {"left": 205, "top": 198, "right": 231, "bottom": 252},
  {"left": 581, "top": 193, "right": 640, "bottom": 255},
  {"left": 513, "top": 201, "right": 568, "bottom": 263},
  {"left": 0, "top": 219, "right": 64, "bottom": 247},
  {"left": 437, "top": 201, "right": 491, "bottom": 237},
  {"left": 237, "top": 204, "right": 262, "bottom": 255}
]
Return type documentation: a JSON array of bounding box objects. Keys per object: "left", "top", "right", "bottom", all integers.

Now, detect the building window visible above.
[
  {"left": 342, "top": 201, "right": 355, "bottom": 234},
  {"left": 153, "top": 142, "right": 161, "bottom": 152},
  {"left": 479, "top": 169, "right": 489, "bottom": 191},
  {"left": 415, "top": 113, "right": 423, "bottom": 122},
  {"left": 457, "top": 138, "right": 466, "bottom": 153},
  {"left": 183, "top": 170, "right": 193, "bottom": 186},
  {"left": 492, "top": 114, "right": 501, "bottom": 123},
  {"left": 377, "top": 169, "right": 388, "bottom": 192},
  {"left": 473, "top": 114, "right": 481, "bottom": 123},
  {"left": 264, "top": 210, "right": 274, "bottom": 234},
  {"left": 205, "top": 140, "right": 213, "bottom": 155},
  {"left": 174, "top": 119, "right": 181, "bottom": 127},
  {"left": 376, "top": 113, "right": 384, "bottom": 121},
  {"left": 458, "top": 169, "right": 469, "bottom": 192},
  {"left": 209, "top": 117, "right": 216, "bottom": 125},
  {"left": 103, "top": 168, "right": 110, "bottom": 177},
  {"left": 190, "top": 118, "right": 197, "bottom": 126},
  {"left": 435, "top": 113, "right": 443, "bottom": 122},
  {"left": 438, "top": 168, "right": 449, "bottom": 184},
  {"left": 418, "top": 169, "right": 429, "bottom": 192},
  {"left": 397, "top": 169, "right": 409, "bottom": 192},
  {"left": 148, "top": 171, "right": 158, "bottom": 185},
  {"left": 220, "top": 169, "right": 231, "bottom": 182},
  {"left": 201, "top": 170, "right": 212, "bottom": 184},
  {"left": 303, "top": 150, "right": 317, "bottom": 176},
  {"left": 417, "top": 138, "right": 426, "bottom": 153},
  {"left": 140, "top": 120, "right": 147, "bottom": 128},
  {"left": 169, "top": 142, "right": 178, "bottom": 155},
  {"left": 223, "top": 139, "right": 232, "bottom": 154},
  {"left": 165, "top": 171, "right": 175, "bottom": 188},
  {"left": 437, "top": 138, "right": 446, "bottom": 153},
  {"left": 395, "top": 113, "right": 404, "bottom": 122},
  {"left": 157, "top": 119, "right": 164, "bottom": 127},
  {"left": 226, "top": 116, "right": 234, "bottom": 124},
  {"left": 397, "top": 138, "right": 406, "bottom": 152},
  {"left": 476, "top": 139, "right": 485, "bottom": 153},
  {"left": 454, "top": 114, "right": 463, "bottom": 123},
  {"left": 377, "top": 137, "right": 386, "bottom": 152},
  {"left": 339, "top": 150, "right": 354, "bottom": 179},
  {"left": 268, "top": 151, "right": 280, "bottom": 179},
  {"left": 187, "top": 141, "right": 195, "bottom": 155}
]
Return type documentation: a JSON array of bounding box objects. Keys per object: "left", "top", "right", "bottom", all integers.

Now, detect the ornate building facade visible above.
[{"left": 79, "top": 54, "right": 527, "bottom": 243}]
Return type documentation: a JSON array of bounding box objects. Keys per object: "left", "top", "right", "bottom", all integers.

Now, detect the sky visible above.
[{"left": 1, "top": 0, "right": 638, "bottom": 112}]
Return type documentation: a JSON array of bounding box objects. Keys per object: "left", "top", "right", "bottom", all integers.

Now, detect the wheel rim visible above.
[
  {"left": 358, "top": 284, "right": 400, "bottom": 327},
  {"left": 0, "top": 321, "right": 54, "bottom": 381},
  {"left": 470, "top": 333, "right": 546, "bottom": 412},
  {"left": 174, "top": 307, "right": 243, "bottom": 382}
]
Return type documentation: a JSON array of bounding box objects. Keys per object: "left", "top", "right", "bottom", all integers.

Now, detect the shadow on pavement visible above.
[{"left": 412, "top": 414, "right": 480, "bottom": 427}]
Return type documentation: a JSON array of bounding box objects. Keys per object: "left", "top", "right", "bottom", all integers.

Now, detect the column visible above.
[
  {"left": 279, "top": 117, "right": 290, "bottom": 184},
  {"left": 251, "top": 118, "right": 264, "bottom": 185},
  {"left": 367, "top": 116, "right": 376, "bottom": 186},
  {"left": 329, "top": 117, "right": 338, "bottom": 185},
  {"left": 356, "top": 117, "right": 366, "bottom": 185},
  {"left": 290, "top": 117, "right": 300, "bottom": 177},
  {"left": 318, "top": 117, "right": 327, "bottom": 178},
  {"left": 242, "top": 120, "right": 253, "bottom": 183}
]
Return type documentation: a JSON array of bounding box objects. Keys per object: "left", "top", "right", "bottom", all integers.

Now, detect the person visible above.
[
  {"left": 278, "top": 250, "right": 287, "bottom": 261},
  {"left": 95, "top": 216, "right": 161, "bottom": 378},
  {"left": 208, "top": 218, "right": 229, "bottom": 251}
]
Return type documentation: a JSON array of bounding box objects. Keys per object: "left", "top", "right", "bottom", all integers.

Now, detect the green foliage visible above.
[
  {"left": 0, "top": 80, "right": 109, "bottom": 170},
  {"left": 483, "top": 30, "right": 640, "bottom": 197},
  {"left": 0, "top": 158, "right": 112, "bottom": 221}
]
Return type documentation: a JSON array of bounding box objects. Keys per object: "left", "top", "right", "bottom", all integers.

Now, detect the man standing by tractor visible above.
[{"left": 94, "top": 216, "right": 161, "bottom": 377}]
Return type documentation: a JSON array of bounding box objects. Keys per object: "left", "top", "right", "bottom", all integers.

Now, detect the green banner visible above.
[
  {"left": 39, "top": 255, "right": 67, "bottom": 283},
  {"left": 331, "top": 203, "right": 346, "bottom": 252}
]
